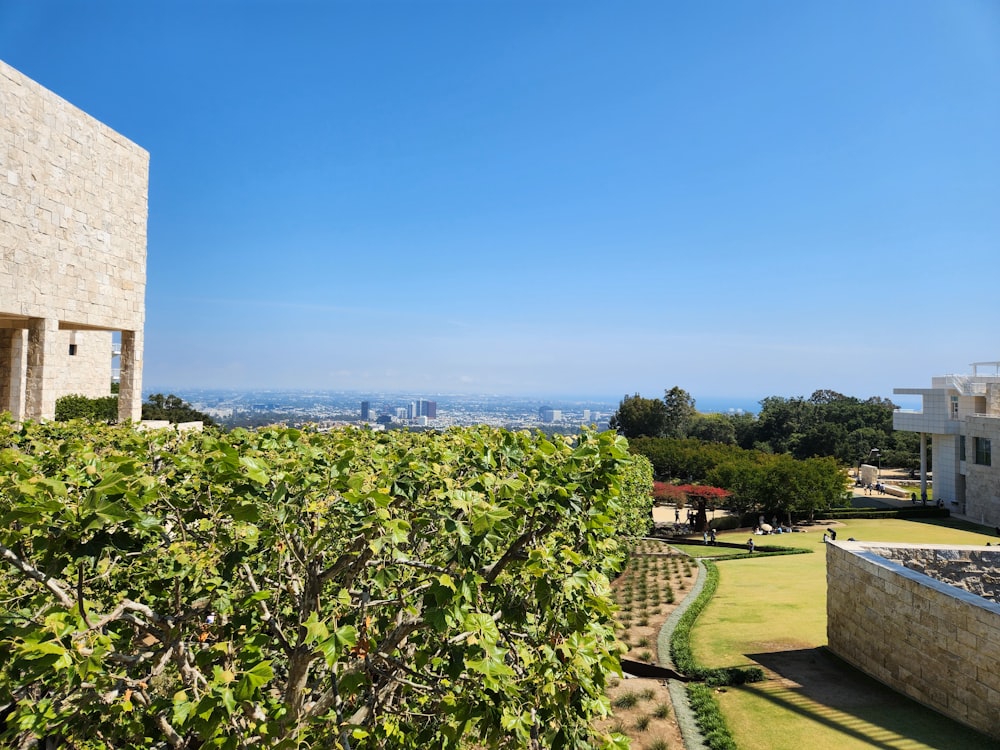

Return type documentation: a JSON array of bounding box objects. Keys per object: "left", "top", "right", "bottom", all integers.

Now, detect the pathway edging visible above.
[{"left": 653, "top": 545, "right": 709, "bottom": 750}]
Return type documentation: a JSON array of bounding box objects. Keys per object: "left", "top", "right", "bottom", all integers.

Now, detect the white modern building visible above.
[{"left": 894, "top": 362, "right": 1000, "bottom": 526}]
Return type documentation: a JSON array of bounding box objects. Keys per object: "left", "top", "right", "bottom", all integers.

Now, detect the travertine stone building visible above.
[
  {"left": 827, "top": 541, "right": 1000, "bottom": 739},
  {"left": 0, "top": 59, "right": 147, "bottom": 421},
  {"left": 894, "top": 363, "right": 1000, "bottom": 526}
]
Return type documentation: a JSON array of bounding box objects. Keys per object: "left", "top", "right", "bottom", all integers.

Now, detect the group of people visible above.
[
  {"left": 752, "top": 514, "right": 792, "bottom": 535},
  {"left": 701, "top": 527, "right": 718, "bottom": 545},
  {"left": 675, "top": 508, "right": 698, "bottom": 526},
  {"left": 859, "top": 481, "right": 887, "bottom": 495}
]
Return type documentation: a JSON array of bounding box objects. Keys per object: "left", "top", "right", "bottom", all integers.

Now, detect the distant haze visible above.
[{"left": 4, "top": 2, "right": 996, "bottom": 399}]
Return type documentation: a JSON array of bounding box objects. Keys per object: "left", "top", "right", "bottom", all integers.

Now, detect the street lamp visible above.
[{"left": 869, "top": 448, "right": 881, "bottom": 479}]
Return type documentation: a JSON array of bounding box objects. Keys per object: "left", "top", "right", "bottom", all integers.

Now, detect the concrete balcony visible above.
[{"left": 893, "top": 410, "right": 959, "bottom": 435}]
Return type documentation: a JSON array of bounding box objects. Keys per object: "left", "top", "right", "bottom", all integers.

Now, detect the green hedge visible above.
[
  {"left": 670, "top": 560, "right": 760, "bottom": 749},
  {"left": 820, "top": 507, "right": 949, "bottom": 520},
  {"left": 688, "top": 683, "right": 738, "bottom": 750},
  {"left": 671, "top": 561, "right": 765, "bottom": 687}
]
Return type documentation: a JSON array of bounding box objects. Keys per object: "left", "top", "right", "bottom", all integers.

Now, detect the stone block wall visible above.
[
  {"left": 0, "top": 60, "right": 148, "bottom": 328},
  {"left": 963, "top": 415, "right": 1000, "bottom": 528},
  {"left": 827, "top": 541, "right": 1000, "bottom": 739},
  {"left": 0, "top": 59, "right": 147, "bottom": 420}
]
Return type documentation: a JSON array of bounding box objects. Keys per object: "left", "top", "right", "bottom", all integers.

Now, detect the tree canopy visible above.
[
  {"left": 608, "top": 393, "right": 668, "bottom": 438},
  {"left": 616, "top": 387, "right": 921, "bottom": 470},
  {"left": 627, "top": 436, "right": 850, "bottom": 526},
  {"left": 0, "top": 417, "right": 650, "bottom": 749},
  {"left": 661, "top": 387, "right": 696, "bottom": 439},
  {"left": 609, "top": 387, "right": 697, "bottom": 440},
  {"left": 55, "top": 393, "right": 119, "bottom": 423},
  {"left": 142, "top": 393, "right": 214, "bottom": 426},
  {"left": 733, "top": 390, "right": 919, "bottom": 469}
]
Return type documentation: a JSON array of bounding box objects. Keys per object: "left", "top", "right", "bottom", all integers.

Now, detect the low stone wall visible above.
[
  {"left": 882, "top": 483, "right": 909, "bottom": 498},
  {"left": 827, "top": 541, "right": 1000, "bottom": 740}
]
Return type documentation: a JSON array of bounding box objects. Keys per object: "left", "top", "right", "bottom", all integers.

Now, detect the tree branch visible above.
[
  {"left": 240, "top": 563, "right": 293, "bottom": 655},
  {"left": 157, "top": 714, "right": 185, "bottom": 749},
  {"left": 0, "top": 542, "right": 74, "bottom": 608}
]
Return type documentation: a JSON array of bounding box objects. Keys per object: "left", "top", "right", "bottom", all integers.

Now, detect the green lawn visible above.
[
  {"left": 669, "top": 542, "right": 754, "bottom": 558},
  {"left": 692, "top": 518, "right": 1000, "bottom": 750}
]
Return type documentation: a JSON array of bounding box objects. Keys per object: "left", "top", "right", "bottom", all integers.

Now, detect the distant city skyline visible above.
[
  {"left": 145, "top": 385, "right": 846, "bottom": 418},
  {"left": 3, "top": 2, "right": 997, "bottom": 402}
]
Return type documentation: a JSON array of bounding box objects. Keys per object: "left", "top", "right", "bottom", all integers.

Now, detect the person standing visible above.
[
  {"left": 710, "top": 527, "right": 717, "bottom": 545},
  {"left": 747, "top": 538, "right": 755, "bottom": 553}
]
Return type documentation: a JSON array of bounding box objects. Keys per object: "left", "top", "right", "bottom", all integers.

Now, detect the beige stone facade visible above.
[
  {"left": 827, "top": 540, "right": 1000, "bottom": 740},
  {"left": 0, "top": 59, "right": 147, "bottom": 421}
]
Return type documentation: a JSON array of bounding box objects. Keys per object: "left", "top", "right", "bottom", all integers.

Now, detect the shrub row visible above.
[
  {"left": 687, "top": 683, "right": 738, "bottom": 750},
  {"left": 666, "top": 560, "right": 763, "bottom": 749},
  {"left": 821, "top": 507, "right": 949, "bottom": 520},
  {"left": 670, "top": 561, "right": 765, "bottom": 686}
]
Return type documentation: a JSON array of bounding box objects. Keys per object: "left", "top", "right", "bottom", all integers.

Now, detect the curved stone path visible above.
[{"left": 655, "top": 553, "right": 709, "bottom": 750}]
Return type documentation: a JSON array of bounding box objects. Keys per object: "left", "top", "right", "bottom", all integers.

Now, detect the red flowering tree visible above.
[
  {"left": 651, "top": 481, "right": 687, "bottom": 507},
  {"left": 675, "top": 484, "right": 730, "bottom": 531}
]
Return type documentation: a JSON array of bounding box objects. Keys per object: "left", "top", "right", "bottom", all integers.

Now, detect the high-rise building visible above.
[
  {"left": 417, "top": 399, "right": 437, "bottom": 418},
  {"left": 539, "top": 407, "right": 562, "bottom": 423},
  {"left": 360, "top": 400, "right": 370, "bottom": 420}
]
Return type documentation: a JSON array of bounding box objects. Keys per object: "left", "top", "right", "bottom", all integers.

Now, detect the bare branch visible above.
[
  {"left": 89, "top": 598, "right": 164, "bottom": 632},
  {"left": 77, "top": 564, "right": 94, "bottom": 630},
  {"left": 0, "top": 542, "right": 75, "bottom": 608},
  {"left": 481, "top": 523, "right": 550, "bottom": 585},
  {"left": 318, "top": 536, "right": 370, "bottom": 583},
  {"left": 157, "top": 714, "right": 185, "bottom": 749},
  {"left": 240, "top": 563, "right": 293, "bottom": 654}
]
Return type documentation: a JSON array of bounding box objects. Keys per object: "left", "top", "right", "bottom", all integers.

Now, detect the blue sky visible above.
[{"left": 2, "top": 1, "right": 998, "bottom": 404}]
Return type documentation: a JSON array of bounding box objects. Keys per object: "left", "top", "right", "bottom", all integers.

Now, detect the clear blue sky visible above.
[{"left": 3, "top": 1, "right": 998, "bottom": 403}]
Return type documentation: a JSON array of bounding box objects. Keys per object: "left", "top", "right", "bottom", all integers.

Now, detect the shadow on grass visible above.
[
  {"left": 743, "top": 647, "right": 1000, "bottom": 749},
  {"left": 906, "top": 515, "right": 1000, "bottom": 538}
]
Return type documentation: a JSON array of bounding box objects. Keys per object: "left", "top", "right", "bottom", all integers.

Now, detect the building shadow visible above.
[{"left": 742, "top": 647, "right": 1000, "bottom": 749}]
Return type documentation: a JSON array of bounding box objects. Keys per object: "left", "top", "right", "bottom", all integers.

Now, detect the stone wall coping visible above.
[{"left": 829, "top": 540, "right": 1000, "bottom": 615}]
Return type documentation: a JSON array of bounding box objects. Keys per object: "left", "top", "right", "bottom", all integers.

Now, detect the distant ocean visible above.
[{"left": 695, "top": 397, "right": 762, "bottom": 415}]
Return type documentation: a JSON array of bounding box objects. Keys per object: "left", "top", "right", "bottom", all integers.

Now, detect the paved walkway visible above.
[{"left": 654, "top": 547, "right": 709, "bottom": 750}]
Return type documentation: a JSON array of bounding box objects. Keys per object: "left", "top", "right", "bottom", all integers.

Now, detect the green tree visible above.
[
  {"left": 739, "top": 391, "right": 908, "bottom": 467},
  {"left": 706, "top": 455, "right": 767, "bottom": 517},
  {"left": 54, "top": 393, "right": 119, "bottom": 422},
  {"left": 752, "top": 396, "right": 809, "bottom": 455},
  {"left": 662, "top": 386, "right": 696, "bottom": 439},
  {"left": 726, "top": 411, "right": 758, "bottom": 449},
  {"left": 687, "top": 413, "right": 736, "bottom": 445},
  {"left": 0, "top": 418, "right": 644, "bottom": 749},
  {"left": 142, "top": 393, "right": 214, "bottom": 426},
  {"left": 609, "top": 393, "right": 668, "bottom": 438}
]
